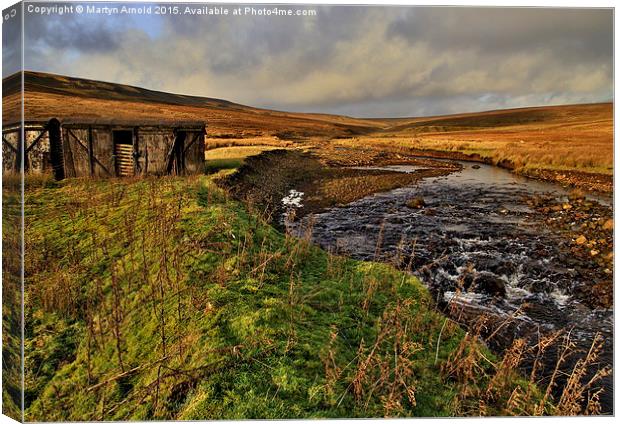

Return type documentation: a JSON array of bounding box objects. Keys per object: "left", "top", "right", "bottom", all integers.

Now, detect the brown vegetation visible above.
[
  {"left": 347, "top": 103, "right": 613, "bottom": 184},
  {"left": 3, "top": 72, "right": 613, "bottom": 190},
  {"left": 222, "top": 149, "right": 458, "bottom": 220}
]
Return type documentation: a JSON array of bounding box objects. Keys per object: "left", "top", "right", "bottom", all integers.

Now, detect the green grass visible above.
[
  {"left": 22, "top": 176, "right": 535, "bottom": 420},
  {"left": 205, "top": 146, "right": 282, "bottom": 173},
  {"left": 205, "top": 158, "right": 244, "bottom": 173},
  {"left": 2, "top": 175, "right": 23, "bottom": 421}
]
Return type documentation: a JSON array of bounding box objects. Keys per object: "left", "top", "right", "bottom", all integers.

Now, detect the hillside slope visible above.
[
  {"left": 2, "top": 71, "right": 613, "bottom": 180},
  {"left": 20, "top": 175, "right": 553, "bottom": 420},
  {"left": 350, "top": 103, "right": 614, "bottom": 181},
  {"left": 2, "top": 71, "right": 382, "bottom": 138}
]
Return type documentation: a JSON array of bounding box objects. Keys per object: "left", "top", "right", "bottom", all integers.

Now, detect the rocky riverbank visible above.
[{"left": 527, "top": 192, "right": 613, "bottom": 309}]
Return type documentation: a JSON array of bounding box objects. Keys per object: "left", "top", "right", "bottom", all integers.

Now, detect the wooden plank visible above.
[
  {"left": 48, "top": 119, "right": 65, "bottom": 180},
  {"left": 164, "top": 136, "right": 179, "bottom": 173},
  {"left": 114, "top": 142, "right": 134, "bottom": 177},
  {"left": 183, "top": 132, "right": 201, "bottom": 155},
  {"left": 25, "top": 127, "right": 49, "bottom": 153},
  {"left": 62, "top": 129, "right": 76, "bottom": 178},
  {"left": 87, "top": 126, "right": 94, "bottom": 177},
  {"left": 2, "top": 136, "right": 17, "bottom": 153},
  {"left": 67, "top": 129, "right": 112, "bottom": 175}
]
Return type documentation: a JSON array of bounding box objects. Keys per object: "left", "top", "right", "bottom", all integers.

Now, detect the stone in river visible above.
[
  {"left": 473, "top": 272, "right": 506, "bottom": 297},
  {"left": 575, "top": 235, "right": 587, "bottom": 245},
  {"left": 407, "top": 197, "right": 426, "bottom": 209}
]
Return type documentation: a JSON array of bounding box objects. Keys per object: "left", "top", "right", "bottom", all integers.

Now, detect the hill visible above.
[
  {"left": 349, "top": 103, "right": 614, "bottom": 183},
  {"left": 2, "top": 71, "right": 613, "bottom": 182},
  {"left": 2, "top": 71, "right": 382, "bottom": 138}
]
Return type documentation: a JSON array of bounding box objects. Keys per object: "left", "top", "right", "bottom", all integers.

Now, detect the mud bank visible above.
[{"left": 222, "top": 149, "right": 459, "bottom": 221}]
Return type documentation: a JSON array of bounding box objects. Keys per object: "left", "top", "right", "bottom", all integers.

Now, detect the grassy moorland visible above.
[
  {"left": 366, "top": 103, "right": 613, "bottom": 173},
  {"left": 2, "top": 176, "right": 22, "bottom": 420},
  {"left": 22, "top": 174, "right": 610, "bottom": 420},
  {"left": 204, "top": 145, "right": 284, "bottom": 173},
  {"left": 2, "top": 71, "right": 613, "bottom": 420},
  {"left": 3, "top": 72, "right": 613, "bottom": 191}
]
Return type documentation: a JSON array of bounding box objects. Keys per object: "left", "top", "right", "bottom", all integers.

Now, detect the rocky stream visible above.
[{"left": 285, "top": 159, "right": 614, "bottom": 413}]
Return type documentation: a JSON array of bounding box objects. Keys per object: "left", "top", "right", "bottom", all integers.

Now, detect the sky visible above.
[{"left": 2, "top": 2, "right": 614, "bottom": 117}]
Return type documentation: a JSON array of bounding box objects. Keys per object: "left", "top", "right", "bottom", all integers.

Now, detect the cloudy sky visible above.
[{"left": 2, "top": 2, "right": 614, "bottom": 117}]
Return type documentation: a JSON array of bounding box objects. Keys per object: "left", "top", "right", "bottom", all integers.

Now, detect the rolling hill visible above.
[
  {"left": 2, "top": 71, "right": 613, "bottom": 181},
  {"left": 2, "top": 71, "right": 383, "bottom": 138}
]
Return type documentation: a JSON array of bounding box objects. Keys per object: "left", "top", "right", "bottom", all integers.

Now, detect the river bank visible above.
[
  {"left": 406, "top": 148, "right": 613, "bottom": 195},
  {"left": 222, "top": 149, "right": 460, "bottom": 221},
  {"left": 329, "top": 140, "right": 613, "bottom": 195},
  {"left": 223, "top": 147, "right": 614, "bottom": 413},
  {"left": 21, "top": 176, "right": 563, "bottom": 419}
]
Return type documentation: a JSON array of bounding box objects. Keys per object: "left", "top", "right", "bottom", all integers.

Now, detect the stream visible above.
[{"left": 286, "top": 160, "right": 613, "bottom": 413}]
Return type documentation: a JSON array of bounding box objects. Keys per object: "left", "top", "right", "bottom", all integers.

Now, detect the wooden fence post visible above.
[
  {"left": 14, "top": 126, "right": 23, "bottom": 173},
  {"left": 87, "top": 126, "right": 94, "bottom": 177}
]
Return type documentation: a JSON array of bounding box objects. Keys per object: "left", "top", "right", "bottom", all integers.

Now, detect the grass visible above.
[
  {"left": 17, "top": 174, "right": 609, "bottom": 419},
  {"left": 205, "top": 145, "right": 283, "bottom": 173},
  {"left": 348, "top": 103, "right": 613, "bottom": 177},
  {"left": 327, "top": 104, "right": 613, "bottom": 177},
  {"left": 346, "top": 134, "right": 613, "bottom": 176},
  {"left": 223, "top": 149, "right": 454, "bottom": 220},
  {"left": 2, "top": 174, "right": 23, "bottom": 420}
]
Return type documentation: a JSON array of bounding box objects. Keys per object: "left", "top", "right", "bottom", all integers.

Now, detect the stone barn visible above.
[{"left": 2, "top": 118, "right": 207, "bottom": 179}]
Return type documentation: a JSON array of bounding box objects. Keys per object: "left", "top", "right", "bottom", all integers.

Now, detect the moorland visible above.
[{"left": 2, "top": 71, "right": 613, "bottom": 419}]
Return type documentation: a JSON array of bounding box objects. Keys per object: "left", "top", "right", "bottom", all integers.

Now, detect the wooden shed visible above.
[{"left": 2, "top": 118, "right": 207, "bottom": 179}]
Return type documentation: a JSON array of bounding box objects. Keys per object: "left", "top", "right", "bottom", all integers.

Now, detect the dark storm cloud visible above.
[
  {"left": 387, "top": 8, "right": 613, "bottom": 61},
  {"left": 2, "top": 2, "right": 22, "bottom": 77},
  {"left": 157, "top": 5, "right": 379, "bottom": 75},
  {"left": 11, "top": 4, "right": 614, "bottom": 117},
  {"left": 26, "top": 15, "right": 122, "bottom": 52},
  {"left": 24, "top": 3, "right": 128, "bottom": 53}
]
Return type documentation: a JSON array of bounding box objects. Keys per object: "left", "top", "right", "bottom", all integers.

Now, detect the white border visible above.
[{"left": 0, "top": 1, "right": 616, "bottom": 423}]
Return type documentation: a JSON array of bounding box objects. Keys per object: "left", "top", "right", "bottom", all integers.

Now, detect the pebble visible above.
[{"left": 575, "top": 235, "right": 587, "bottom": 245}]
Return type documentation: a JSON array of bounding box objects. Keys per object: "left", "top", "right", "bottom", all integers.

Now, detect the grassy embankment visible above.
[
  {"left": 204, "top": 145, "right": 284, "bottom": 173},
  {"left": 21, "top": 174, "right": 567, "bottom": 420},
  {"left": 2, "top": 175, "right": 23, "bottom": 420},
  {"left": 222, "top": 149, "right": 458, "bottom": 219}
]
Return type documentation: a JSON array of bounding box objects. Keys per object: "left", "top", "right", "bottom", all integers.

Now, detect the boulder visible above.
[
  {"left": 406, "top": 197, "right": 426, "bottom": 209},
  {"left": 473, "top": 272, "right": 506, "bottom": 297}
]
